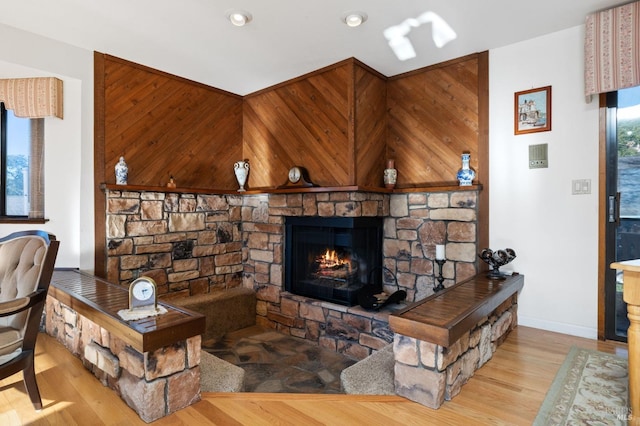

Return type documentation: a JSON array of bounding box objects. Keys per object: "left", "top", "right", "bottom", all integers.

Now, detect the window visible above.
[
  {"left": 0, "top": 102, "right": 44, "bottom": 219},
  {"left": 603, "top": 85, "right": 640, "bottom": 342}
]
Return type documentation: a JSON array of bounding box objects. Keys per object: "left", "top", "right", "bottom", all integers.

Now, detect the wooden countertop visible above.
[
  {"left": 389, "top": 273, "right": 524, "bottom": 347},
  {"left": 49, "top": 270, "right": 205, "bottom": 353},
  {"left": 611, "top": 259, "right": 640, "bottom": 273}
]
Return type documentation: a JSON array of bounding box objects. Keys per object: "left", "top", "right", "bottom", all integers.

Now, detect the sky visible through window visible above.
[
  {"left": 7, "top": 109, "right": 30, "bottom": 155},
  {"left": 4, "top": 108, "right": 31, "bottom": 215},
  {"left": 618, "top": 85, "right": 640, "bottom": 118}
]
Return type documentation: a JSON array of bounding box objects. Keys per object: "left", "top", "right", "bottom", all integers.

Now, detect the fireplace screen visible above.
[{"left": 285, "top": 217, "right": 382, "bottom": 306}]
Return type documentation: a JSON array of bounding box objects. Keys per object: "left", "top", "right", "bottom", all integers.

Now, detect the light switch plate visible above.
[{"left": 572, "top": 179, "right": 591, "bottom": 195}]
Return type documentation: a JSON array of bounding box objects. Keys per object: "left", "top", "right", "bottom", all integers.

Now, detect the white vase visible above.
[
  {"left": 234, "top": 160, "right": 249, "bottom": 192},
  {"left": 115, "top": 156, "right": 128, "bottom": 185},
  {"left": 456, "top": 153, "right": 475, "bottom": 186}
]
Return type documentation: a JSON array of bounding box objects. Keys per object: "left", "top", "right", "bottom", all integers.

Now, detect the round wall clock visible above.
[{"left": 129, "top": 276, "right": 158, "bottom": 310}]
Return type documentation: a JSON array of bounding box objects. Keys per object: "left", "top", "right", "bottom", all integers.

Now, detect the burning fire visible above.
[
  {"left": 317, "top": 249, "right": 351, "bottom": 270},
  {"left": 313, "top": 248, "right": 358, "bottom": 281}
]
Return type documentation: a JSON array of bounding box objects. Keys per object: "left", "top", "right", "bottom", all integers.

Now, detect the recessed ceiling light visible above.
[
  {"left": 226, "top": 10, "right": 252, "bottom": 27},
  {"left": 342, "top": 11, "right": 367, "bottom": 28}
]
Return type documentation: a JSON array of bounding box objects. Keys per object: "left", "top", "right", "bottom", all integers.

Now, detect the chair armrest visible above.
[
  {"left": 0, "top": 297, "right": 30, "bottom": 316},
  {"left": 0, "top": 289, "right": 46, "bottom": 317}
]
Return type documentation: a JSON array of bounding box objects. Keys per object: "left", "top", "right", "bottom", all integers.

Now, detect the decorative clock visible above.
[
  {"left": 129, "top": 276, "right": 158, "bottom": 310},
  {"left": 279, "top": 166, "right": 314, "bottom": 188}
]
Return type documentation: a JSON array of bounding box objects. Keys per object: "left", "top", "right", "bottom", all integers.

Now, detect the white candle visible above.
[{"left": 436, "top": 244, "right": 445, "bottom": 260}]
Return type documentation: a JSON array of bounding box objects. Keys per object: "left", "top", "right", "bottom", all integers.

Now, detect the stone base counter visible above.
[
  {"left": 45, "top": 270, "right": 205, "bottom": 423},
  {"left": 390, "top": 273, "right": 523, "bottom": 408}
]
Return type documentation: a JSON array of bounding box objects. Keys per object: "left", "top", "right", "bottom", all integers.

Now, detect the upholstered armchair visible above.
[{"left": 0, "top": 230, "right": 59, "bottom": 410}]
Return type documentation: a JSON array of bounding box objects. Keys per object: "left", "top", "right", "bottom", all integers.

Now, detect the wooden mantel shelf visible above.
[
  {"left": 389, "top": 273, "right": 524, "bottom": 347},
  {"left": 101, "top": 182, "right": 482, "bottom": 196}
]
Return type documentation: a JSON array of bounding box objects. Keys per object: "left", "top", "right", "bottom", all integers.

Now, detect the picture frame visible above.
[{"left": 514, "top": 86, "right": 551, "bottom": 135}]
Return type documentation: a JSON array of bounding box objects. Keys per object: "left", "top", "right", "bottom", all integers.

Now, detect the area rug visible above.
[{"left": 533, "top": 346, "right": 630, "bottom": 425}]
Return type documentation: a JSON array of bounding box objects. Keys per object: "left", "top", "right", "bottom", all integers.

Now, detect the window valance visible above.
[
  {"left": 0, "top": 77, "right": 63, "bottom": 119},
  {"left": 585, "top": 1, "right": 640, "bottom": 98}
]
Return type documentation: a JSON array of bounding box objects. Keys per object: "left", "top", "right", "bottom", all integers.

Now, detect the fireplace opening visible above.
[{"left": 284, "top": 217, "right": 383, "bottom": 306}]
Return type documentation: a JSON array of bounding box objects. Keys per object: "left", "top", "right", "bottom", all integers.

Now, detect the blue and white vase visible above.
[
  {"left": 115, "top": 156, "right": 128, "bottom": 185},
  {"left": 456, "top": 153, "right": 475, "bottom": 186}
]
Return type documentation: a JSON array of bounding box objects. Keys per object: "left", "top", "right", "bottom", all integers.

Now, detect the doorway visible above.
[{"left": 603, "top": 86, "right": 640, "bottom": 342}]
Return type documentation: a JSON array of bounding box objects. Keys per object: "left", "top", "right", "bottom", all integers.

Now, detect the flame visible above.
[{"left": 317, "top": 249, "right": 351, "bottom": 270}]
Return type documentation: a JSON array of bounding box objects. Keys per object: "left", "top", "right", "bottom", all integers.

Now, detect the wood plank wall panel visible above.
[
  {"left": 387, "top": 55, "right": 480, "bottom": 187},
  {"left": 100, "top": 54, "right": 243, "bottom": 190},
  {"left": 354, "top": 63, "right": 387, "bottom": 187},
  {"left": 243, "top": 62, "right": 351, "bottom": 188},
  {"left": 94, "top": 52, "right": 488, "bottom": 276}
]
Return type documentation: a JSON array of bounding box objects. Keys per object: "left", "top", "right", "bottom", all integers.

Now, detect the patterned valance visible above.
[
  {"left": 0, "top": 77, "right": 63, "bottom": 119},
  {"left": 585, "top": 1, "right": 640, "bottom": 98}
]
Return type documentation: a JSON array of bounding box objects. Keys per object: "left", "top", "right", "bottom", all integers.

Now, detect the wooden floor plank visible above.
[
  {"left": 169, "top": 400, "right": 243, "bottom": 426},
  {"left": 0, "top": 326, "right": 628, "bottom": 425}
]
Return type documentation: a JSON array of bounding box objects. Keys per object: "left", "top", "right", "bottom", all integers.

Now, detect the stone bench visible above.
[
  {"left": 46, "top": 270, "right": 206, "bottom": 422},
  {"left": 172, "top": 287, "right": 256, "bottom": 345},
  {"left": 341, "top": 273, "right": 524, "bottom": 408},
  {"left": 389, "top": 273, "right": 524, "bottom": 409}
]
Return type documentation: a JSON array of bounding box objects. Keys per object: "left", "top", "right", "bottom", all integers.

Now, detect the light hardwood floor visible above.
[{"left": 0, "top": 326, "right": 628, "bottom": 425}]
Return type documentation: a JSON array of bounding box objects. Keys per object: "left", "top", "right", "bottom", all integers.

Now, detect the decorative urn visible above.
[{"left": 234, "top": 159, "right": 249, "bottom": 192}]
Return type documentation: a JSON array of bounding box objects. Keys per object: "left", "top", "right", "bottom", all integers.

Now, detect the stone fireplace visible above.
[
  {"left": 105, "top": 187, "right": 479, "bottom": 360},
  {"left": 284, "top": 216, "right": 383, "bottom": 306}
]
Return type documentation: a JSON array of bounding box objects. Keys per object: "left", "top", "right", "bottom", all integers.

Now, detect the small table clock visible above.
[
  {"left": 279, "top": 166, "right": 314, "bottom": 188},
  {"left": 129, "top": 276, "right": 158, "bottom": 310}
]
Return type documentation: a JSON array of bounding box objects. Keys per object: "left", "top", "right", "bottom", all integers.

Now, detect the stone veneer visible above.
[
  {"left": 45, "top": 295, "right": 201, "bottom": 423},
  {"left": 105, "top": 190, "right": 244, "bottom": 296},
  {"left": 393, "top": 294, "right": 518, "bottom": 409},
  {"left": 105, "top": 188, "right": 479, "bottom": 360}
]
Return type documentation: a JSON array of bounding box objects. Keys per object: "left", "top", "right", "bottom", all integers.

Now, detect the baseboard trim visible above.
[{"left": 518, "top": 315, "right": 598, "bottom": 339}]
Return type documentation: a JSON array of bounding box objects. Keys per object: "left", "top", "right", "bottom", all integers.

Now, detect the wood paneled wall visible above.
[
  {"left": 95, "top": 53, "right": 485, "bottom": 191},
  {"left": 243, "top": 59, "right": 386, "bottom": 188},
  {"left": 95, "top": 53, "right": 243, "bottom": 190},
  {"left": 387, "top": 54, "right": 481, "bottom": 186},
  {"left": 94, "top": 52, "right": 488, "bottom": 276},
  {"left": 354, "top": 63, "right": 388, "bottom": 187}
]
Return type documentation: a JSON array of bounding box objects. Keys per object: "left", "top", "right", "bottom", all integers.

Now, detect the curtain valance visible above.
[
  {"left": 585, "top": 1, "right": 640, "bottom": 98},
  {"left": 0, "top": 77, "right": 63, "bottom": 119}
]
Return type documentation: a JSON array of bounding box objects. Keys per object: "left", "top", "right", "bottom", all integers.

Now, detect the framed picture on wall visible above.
[{"left": 514, "top": 86, "right": 551, "bottom": 135}]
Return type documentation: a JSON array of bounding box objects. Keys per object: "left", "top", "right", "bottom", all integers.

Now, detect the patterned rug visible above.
[{"left": 533, "top": 346, "right": 630, "bottom": 425}]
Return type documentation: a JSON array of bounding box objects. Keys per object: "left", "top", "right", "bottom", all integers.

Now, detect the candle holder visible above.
[{"left": 434, "top": 259, "right": 446, "bottom": 292}]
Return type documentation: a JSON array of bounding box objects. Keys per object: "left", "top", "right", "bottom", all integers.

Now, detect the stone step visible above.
[
  {"left": 172, "top": 287, "right": 256, "bottom": 344},
  {"left": 340, "top": 344, "right": 395, "bottom": 395},
  {"left": 200, "top": 350, "right": 245, "bottom": 392}
]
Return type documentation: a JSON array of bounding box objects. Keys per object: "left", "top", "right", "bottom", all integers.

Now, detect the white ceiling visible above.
[{"left": 0, "top": 0, "right": 627, "bottom": 95}]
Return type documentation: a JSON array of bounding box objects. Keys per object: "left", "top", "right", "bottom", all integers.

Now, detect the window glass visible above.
[
  {"left": 5, "top": 107, "right": 31, "bottom": 216},
  {"left": 617, "top": 86, "right": 640, "bottom": 218}
]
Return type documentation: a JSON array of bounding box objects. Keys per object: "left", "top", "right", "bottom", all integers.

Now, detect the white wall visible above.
[
  {"left": 0, "top": 24, "right": 94, "bottom": 271},
  {"left": 490, "top": 26, "right": 600, "bottom": 338}
]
